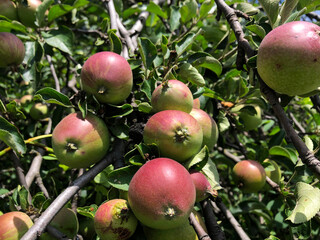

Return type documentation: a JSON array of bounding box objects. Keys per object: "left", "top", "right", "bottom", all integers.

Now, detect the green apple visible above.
[
  {"left": 17, "top": 0, "right": 43, "bottom": 28},
  {"left": 231, "top": 104, "right": 262, "bottom": 131},
  {"left": 0, "top": 0, "right": 18, "bottom": 20},
  {"left": 29, "top": 103, "right": 49, "bottom": 120}
]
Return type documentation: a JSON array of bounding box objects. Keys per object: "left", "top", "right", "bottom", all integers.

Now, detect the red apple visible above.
[
  {"left": 0, "top": 0, "right": 18, "bottom": 20},
  {"left": 17, "top": 0, "right": 43, "bottom": 28},
  {"left": 257, "top": 21, "right": 320, "bottom": 96},
  {"left": 128, "top": 158, "right": 196, "bottom": 230},
  {"left": 81, "top": 51, "right": 133, "bottom": 104},
  {"left": 52, "top": 112, "right": 110, "bottom": 169},
  {"left": 189, "top": 108, "right": 219, "bottom": 149},
  {"left": 233, "top": 160, "right": 266, "bottom": 193},
  {"left": 193, "top": 98, "right": 201, "bottom": 109},
  {"left": 0, "top": 32, "right": 25, "bottom": 67},
  {"left": 151, "top": 80, "right": 194, "bottom": 113},
  {"left": 143, "top": 110, "right": 203, "bottom": 162},
  {"left": 190, "top": 170, "right": 216, "bottom": 202},
  {"left": 94, "top": 199, "right": 138, "bottom": 240},
  {"left": 0, "top": 211, "right": 33, "bottom": 240}
]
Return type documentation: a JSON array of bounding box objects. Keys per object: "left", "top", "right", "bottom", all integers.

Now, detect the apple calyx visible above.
[
  {"left": 164, "top": 207, "right": 176, "bottom": 219},
  {"left": 174, "top": 127, "right": 190, "bottom": 143},
  {"left": 98, "top": 86, "right": 108, "bottom": 95},
  {"left": 66, "top": 142, "right": 78, "bottom": 151}
]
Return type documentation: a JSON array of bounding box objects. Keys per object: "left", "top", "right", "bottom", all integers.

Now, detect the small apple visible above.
[
  {"left": 257, "top": 21, "right": 320, "bottom": 96},
  {"left": 0, "top": 32, "right": 25, "bottom": 67},
  {"left": 78, "top": 217, "right": 96, "bottom": 240},
  {"left": 17, "top": 0, "right": 43, "bottom": 28},
  {"left": 29, "top": 103, "right": 49, "bottom": 120},
  {"left": 51, "top": 112, "right": 110, "bottom": 169},
  {"left": 20, "top": 95, "right": 33, "bottom": 105},
  {"left": 0, "top": 211, "right": 33, "bottom": 240},
  {"left": 233, "top": 160, "right": 266, "bottom": 193},
  {"left": 81, "top": 51, "right": 133, "bottom": 104},
  {"left": 0, "top": 0, "right": 18, "bottom": 20},
  {"left": 231, "top": 104, "right": 262, "bottom": 131}
]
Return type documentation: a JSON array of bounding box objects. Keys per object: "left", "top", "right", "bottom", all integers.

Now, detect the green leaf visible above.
[
  {"left": 0, "top": 20, "right": 27, "bottom": 33},
  {"left": 236, "top": 3, "right": 259, "bottom": 15},
  {"left": 34, "top": 87, "right": 73, "bottom": 107},
  {"left": 286, "top": 182, "right": 320, "bottom": 224},
  {"left": 42, "top": 26, "right": 74, "bottom": 54},
  {"left": 179, "top": 63, "right": 205, "bottom": 86},
  {"left": 175, "top": 29, "right": 202, "bottom": 57},
  {"left": 6, "top": 101, "right": 26, "bottom": 120},
  {"left": 201, "top": 158, "right": 222, "bottom": 190},
  {"left": 147, "top": 2, "right": 167, "bottom": 18},
  {"left": 280, "top": 0, "right": 299, "bottom": 23},
  {"left": 192, "top": 56, "right": 222, "bottom": 76},
  {"left": 258, "top": 0, "right": 280, "bottom": 26},
  {"left": 269, "top": 146, "right": 298, "bottom": 164},
  {"left": 283, "top": 8, "right": 306, "bottom": 23},
  {"left": 107, "top": 166, "right": 139, "bottom": 191},
  {"left": 138, "top": 37, "right": 157, "bottom": 70},
  {"left": 246, "top": 24, "right": 266, "bottom": 39},
  {"left": 304, "top": 135, "right": 313, "bottom": 151},
  {"left": 0, "top": 117, "right": 26, "bottom": 156},
  {"left": 36, "top": 0, "right": 54, "bottom": 27},
  {"left": 169, "top": 6, "right": 181, "bottom": 31},
  {"left": 77, "top": 204, "right": 98, "bottom": 219},
  {"left": 48, "top": 0, "right": 90, "bottom": 22},
  {"left": 200, "top": 0, "right": 215, "bottom": 19},
  {"left": 137, "top": 102, "right": 152, "bottom": 113},
  {"left": 184, "top": 146, "right": 209, "bottom": 170},
  {"left": 180, "top": 0, "right": 198, "bottom": 23},
  {"left": 105, "top": 104, "right": 133, "bottom": 118},
  {"left": 108, "top": 30, "right": 122, "bottom": 55}
]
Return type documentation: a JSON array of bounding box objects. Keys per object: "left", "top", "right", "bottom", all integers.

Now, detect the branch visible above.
[
  {"left": 189, "top": 211, "right": 211, "bottom": 240},
  {"left": 46, "top": 55, "right": 60, "bottom": 92},
  {"left": 21, "top": 139, "right": 127, "bottom": 240}
]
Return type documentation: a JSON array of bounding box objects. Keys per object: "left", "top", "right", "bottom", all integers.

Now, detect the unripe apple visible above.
[
  {"left": 189, "top": 108, "right": 219, "bottom": 149},
  {"left": 17, "top": 0, "right": 43, "bottom": 28},
  {"left": 94, "top": 199, "right": 138, "bottom": 240},
  {"left": 128, "top": 158, "right": 196, "bottom": 230},
  {"left": 0, "top": 211, "right": 33, "bottom": 240},
  {"left": 0, "top": 0, "right": 18, "bottom": 20},
  {"left": 81, "top": 51, "right": 133, "bottom": 104},
  {"left": 233, "top": 160, "right": 266, "bottom": 193},
  {"left": 20, "top": 95, "right": 33, "bottom": 105},
  {"left": 0, "top": 32, "right": 25, "bottom": 67},
  {"left": 257, "top": 21, "right": 320, "bottom": 96},
  {"left": 29, "top": 103, "right": 49, "bottom": 120},
  {"left": 143, "top": 110, "right": 203, "bottom": 162},
  {"left": 231, "top": 104, "right": 262, "bottom": 131},
  {"left": 151, "top": 80, "right": 194, "bottom": 113},
  {"left": 52, "top": 112, "right": 110, "bottom": 169}
]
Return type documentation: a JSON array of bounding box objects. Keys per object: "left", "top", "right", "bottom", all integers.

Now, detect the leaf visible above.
[
  {"left": 258, "top": 0, "right": 280, "bottom": 26},
  {"left": 180, "top": 0, "right": 198, "bottom": 23},
  {"left": 138, "top": 37, "right": 157, "bottom": 70},
  {"left": 200, "top": 0, "right": 215, "bottom": 19},
  {"left": 269, "top": 146, "right": 298, "bottom": 165},
  {"left": 192, "top": 56, "right": 222, "bottom": 76},
  {"left": 48, "top": 0, "right": 90, "bottom": 22},
  {"left": 179, "top": 63, "right": 205, "bottom": 86},
  {"left": 184, "top": 146, "right": 209, "bottom": 170},
  {"left": 201, "top": 158, "right": 222, "bottom": 190},
  {"left": 303, "top": 135, "right": 313, "bottom": 151},
  {"left": 175, "top": 29, "right": 202, "bottom": 57},
  {"left": 107, "top": 166, "right": 139, "bottom": 191},
  {"left": 108, "top": 30, "right": 122, "bottom": 55},
  {"left": 147, "top": 2, "right": 167, "bottom": 18},
  {"left": 246, "top": 24, "right": 266, "bottom": 39},
  {"left": 77, "top": 205, "right": 98, "bottom": 219},
  {"left": 0, "top": 117, "right": 26, "bottom": 156},
  {"left": 105, "top": 103, "right": 133, "bottom": 118},
  {"left": 236, "top": 3, "right": 259, "bottom": 15},
  {"left": 34, "top": 87, "right": 73, "bottom": 107},
  {"left": 169, "top": 6, "right": 181, "bottom": 31},
  {"left": 36, "top": 0, "right": 54, "bottom": 27},
  {"left": 42, "top": 26, "right": 74, "bottom": 54},
  {"left": 280, "top": 0, "right": 299, "bottom": 24},
  {"left": 0, "top": 20, "right": 27, "bottom": 33},
  {"left": 286, "top": 182, "right": 320, "bottom": 224}
]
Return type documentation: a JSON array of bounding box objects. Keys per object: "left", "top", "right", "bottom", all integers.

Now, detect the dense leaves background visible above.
[{"left": 1, "top": 0, "right": 320, "bottom": 239}]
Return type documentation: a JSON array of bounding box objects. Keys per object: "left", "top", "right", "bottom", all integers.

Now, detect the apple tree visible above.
[{"left": 1, "top": 0, "right": 320, "bottom": 239}]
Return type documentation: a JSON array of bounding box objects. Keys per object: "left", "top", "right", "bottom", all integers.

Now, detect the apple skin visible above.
[
  {"left": 190, "top": 170, "right": 214, "bottom": 202},
  {"left": 94, "top": 199, "right": 138, "bottom": 240},
  {"left": 231, "top": 104, "right": 262, "bottom": 131},
  {"left": 20, "top": 95, "right": 33, "bottom": 105},
  {"left": 193, "top": 98, "right": 201, "bottom": 109},
  {"left": 233, "top": 160, "right": 266, "bottom": 193},
  {"left": 257, "top": 21, "right": 320, "bottom": 96},
  {"left": 52, "top": 112, "right": 110, "bottom": 169},
  {"left": 151, "top": 80, "right": 193, "bottom": 113},
  {"left": 189, "top": 108, "right": 219, "bottom": 149},
  {"left": 0, "top": 32, "right": 25, "bottom": 67},
  {"left": 143, "top": 110, "right": 203, "bottom": 162},
  {"left": 81, "top": 51, "right": 133, "bottom": 104},
  {"left": 0, "top": 211, "right": 33, "bottom": 240},
  {"left": 39, "top": 208, "right": 79, "bottom": 240},
  {"left": 128, "top": 158, "right": 196, "bottom": 230},
  {"left": 142, "top": 210, "right": 207, "bottom": 240},
  {"left": 17, "top": 0, "right": 42, "bottom": 28},
  {"left": 29, "top": 103, "right": 49, "bottom": 120},
  {"left": 0, "top": 0, "right": 18, "bottom": 20}
]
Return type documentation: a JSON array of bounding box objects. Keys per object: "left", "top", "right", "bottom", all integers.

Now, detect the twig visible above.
[
  {"left": 189, "top": 211, "right": 211, "bottom": 240},
  {"left": 26, "top": 150, "right": 44, "bottom": 188},
  {"left": 21, "top": 139, "right": 127, "bottom": 240},
  {"left": 35, "top": 173, "right": 50, "bottom": 199},
  {"left": 46, "top": 55, "right": 60, "bottom": 92}
]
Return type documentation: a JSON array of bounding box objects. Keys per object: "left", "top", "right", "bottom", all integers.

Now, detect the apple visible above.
[
  {"left": 233, "top": 160, "right": 266, "bottom": 193},
  {"left": 142, "top": 210, "right": 207, "bottom": 240},
  {"left": 17, "top": 0, "right": 43, "bottom": 28},
  {"left": 190, "top": 170, "right": 216, "bottom": 202},
  {"left": 231, "top": 104, "right": 262, "bottom": 131},
  {"left": 94, "top": 199, "right": 138, "bottom": 240},
  {"left": 193, "top": 98, "right": 201, "bottom": 109},
  {"left": 0, "top": 211, "right": 33, "bottom": 240},
  {"left": 257, "top": 21, "right": 320, "bottom": 96},
  {"left": 128, "top": 158, "right": 196, "bottom": 230},
  {"left": 81, "top": 51, "right": 133, "bottom": 104},
  {"left": 78, "top": 217, "right": 96, "bottom": 240},
  {"left": 189, "top": 108, "right": 219, "bottom": 149},
  {"left": 20, "top": 95, "right": 33, "bottom": 105},
  {"left": 29, "top": 103, "right": 49, "bottom": 120},
  {"left": 51, "top": 112, "right": 110, "bottom": 169},
  {"left": 0, "top": 0, "right": 18, "bottom": 20},
  {"left": 151, "top": 80, "right": 194, "bottom": 113},
  {"left": 143, "top": 110, "right": 203, "bottom": 162},
  {"left": 0, "top": 32, "right": 25, "bottom": 67}
]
